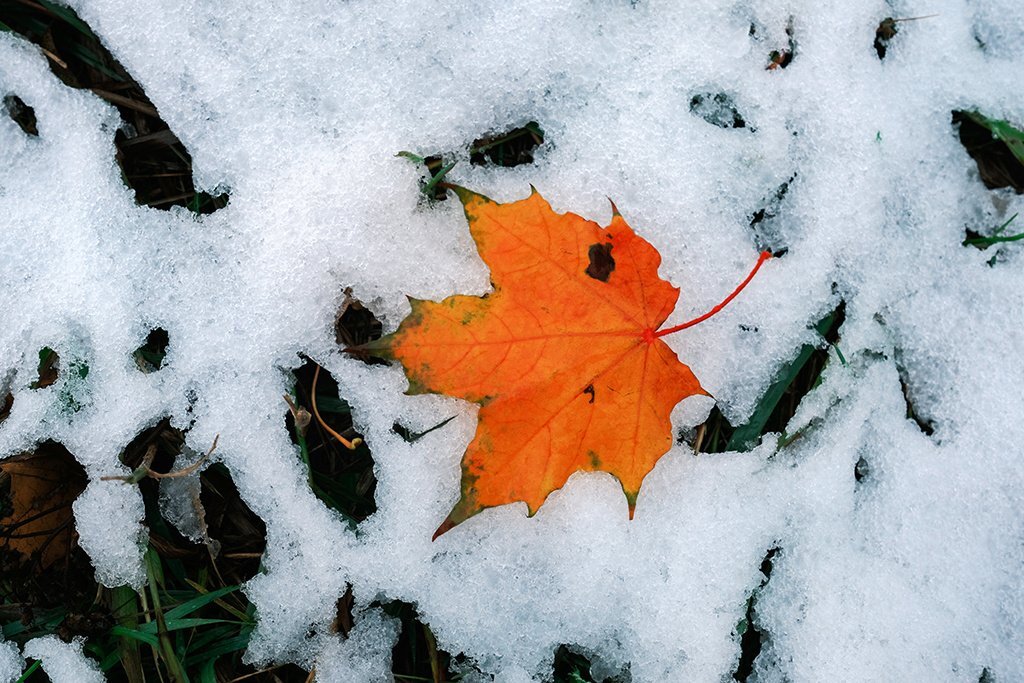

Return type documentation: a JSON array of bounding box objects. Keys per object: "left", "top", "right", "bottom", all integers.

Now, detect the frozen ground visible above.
[{"left": 2, "top": 0, "right": 1023, "bottom": 681}]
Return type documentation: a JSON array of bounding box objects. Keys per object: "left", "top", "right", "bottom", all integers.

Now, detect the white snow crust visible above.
[
  {"left": 2, "top": 0, "right": 1023, "bottom": 680},
  {"left": 23, "top": 636, "right": 104, "bottom": 683},
  {"left": 0, "top": 635, "right": 22, "bottom": 683}
]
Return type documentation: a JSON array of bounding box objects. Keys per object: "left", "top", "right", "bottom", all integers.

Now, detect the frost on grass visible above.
[{"left": 1, "top": 1, "right": 1024, "bottom": 681}]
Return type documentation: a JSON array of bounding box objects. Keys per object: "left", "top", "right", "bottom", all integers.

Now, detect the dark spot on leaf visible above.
[
  {"left": 587, "top": 450, "right": 600, "bottom": 467},
  {"left": 3, "top": 95, "right": 38, "bottom": 136},
  {"left": 583, "top": 384, "right": 595, "bottom": 403},
  {"left": 585, "top": 242, "right": 615, "bottom": 282}
]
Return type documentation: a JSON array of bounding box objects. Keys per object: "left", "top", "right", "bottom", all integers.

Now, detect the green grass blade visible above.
[
  {"left": 110, "top": 625, "right": 160, "bottom": 647},
  {"left": 967, "top": 112, "right": 1024, "bottom": 167},
  {"left": 727, "top": 309, "right": 838, "bottom": 451},
  {"left": 163, "top": 585, "right": 240, "bottom": 621},
  {"left": 137, "top": 617, "right": 240, "bottom": 635},
  {"left": 15, "top": 661, "right": 40, "bottom": 683},
  {"left": 36, "top": 0, "right": 93, "bottom": 36},
  {"left": 110, "top": 585, "right": 145, "bottom": 682},
  {"left": 187, "top": 634, "right": 252, "bottom": 663}
]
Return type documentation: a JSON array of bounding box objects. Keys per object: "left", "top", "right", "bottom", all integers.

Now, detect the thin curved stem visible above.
[
  {"left": 655, "top": 251, "right": 772, "bottom": 338},
  {"left": 311, "top": 364, "right": 362, "bottom": 450}
]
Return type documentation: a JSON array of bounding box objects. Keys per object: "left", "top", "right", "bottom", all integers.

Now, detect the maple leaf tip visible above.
[
  {"left": 607, "top": 197, "right": 622, "bottom": 218},
  {"left": 451, "top": 184, "right": 492, "bottom": 207}
]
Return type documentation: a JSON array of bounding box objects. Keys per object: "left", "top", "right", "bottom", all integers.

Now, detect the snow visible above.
[
  {"left": 0, "top": 636, "right": 22, "bottom": 683},
  {"left": 1, "top": 0, "right": 1023, "bottom": 681},
  {"left": 22, "top": 636, "right": 103, "bottom": 683}
]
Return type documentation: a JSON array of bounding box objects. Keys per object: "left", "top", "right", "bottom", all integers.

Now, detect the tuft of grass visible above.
[
  {"left": 694, "top": 302, "right": 845, "bottom": 454},
  {"left": 398, "top": 121, "right": 545, "bottom": 201},
  {"left": 963, "top": 213, "right": 1022, "bottom": 249}
]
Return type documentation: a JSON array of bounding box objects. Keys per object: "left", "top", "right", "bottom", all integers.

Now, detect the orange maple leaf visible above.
[{"left": 363, "top": 187, "right": 769, "bottom": 534}]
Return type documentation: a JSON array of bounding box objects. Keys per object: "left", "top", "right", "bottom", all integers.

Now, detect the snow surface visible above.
[
  {"left": 1, "top": 0, "right": 1023, "bottom": 680},
  {"left": 0, "top": 636, "right": 22, "bottom": 683}
]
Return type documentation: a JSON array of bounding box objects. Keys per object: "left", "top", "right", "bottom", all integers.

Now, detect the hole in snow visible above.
[
  {"left": 470, "top": 121, "right": 544, "bottom": 167},
  {"left": 764, "top": 18, "right": 796, "bottom": 70},
  {"left": 332, "top": 584, "right": 355, "bottom": 638},
  {"left": 118, "top": 416, "right": 184, "bottom": 474},
  {"left": 692, "top": 405, "right": 735, "bottom": 454},
  {"left": 962, "top": 213, "right": 1020, "bottom": 265},
  {"left": 31, "top": 347, "right": 60, "bottom": 390},
  {"left": 854, "top": 455, "right": 870, "bottom": 483},
  {"left": 0, "top": 440, "right": 94, "bottom": 610},
  {"left": 2, "top": 94, "right": 38, "bottom": 136},
  {"left": 552, "top": 644, "right": 629, "bottom": 682},
  {"left": 897, "top": 364, "right": 935, "bottom": 438},
  {"left": 29, "top": 346, "right": 90, "bottom": 413},
  {"left": 952, "top": 110, "right": 1024, "bottom": 194},
  {"left": 732, "top": 546, "right": 779, "bottom": 681},
  {"left": 132, "top": 327, "right": 169, "bottom": 372},
  {"left": 696, "top": 303, "right": 845, "bottom": 452},
  {"left": 287, "top": 356, "right": 377, "bottom": 525},
  {"left": 0, "top": 391, "right": 12, "bottom": 425},
  {"left": 378, "top": 600, "right": 455, "bottom": 680},
  {"left": 748, "top": 174, "right": 796, "bottom": 257},
  {"left": 419, "top": 155, "right": 451, "bottom": 201},
  {"left": 337, "top": 295, "right": 388, "bottom": 366},
  {"left": 874, "top": 17, "right": 898, "bottom": 60},
  {"left": 0, "top": 2, "right": 229, "bottom": 213},
  {"left": 198, "top": 462, "right": 268, "bottom": 584},
  {"left": 121, "top": 419, "right": 269, "bottom": 583},
  {"left": 336, "top": 296, "right": 384, "bottom": 347},
  {"left": 689, "top": 92, "right": 747, "bottom": 129}
]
